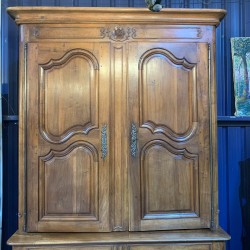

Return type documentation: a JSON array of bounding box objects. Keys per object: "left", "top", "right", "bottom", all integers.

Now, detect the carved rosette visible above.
[{"left": 100, "top": 26, "right": 136, "bottom": 41}]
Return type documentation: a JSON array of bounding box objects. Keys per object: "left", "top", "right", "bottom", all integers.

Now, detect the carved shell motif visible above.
[{"left": 100, "top": 26, "right": 136, "bottom": 41}]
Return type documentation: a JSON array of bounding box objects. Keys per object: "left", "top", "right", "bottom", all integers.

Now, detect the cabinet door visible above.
[
  {"left": 26, "top": 42, "right": 111, "bottom": 232},
  {"left": 128, "top": 42, "right": 211, "bottom": 231}
]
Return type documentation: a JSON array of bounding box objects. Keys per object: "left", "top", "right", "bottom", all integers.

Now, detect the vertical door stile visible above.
[{"left": 111, "top": 42, "right": 128, "bottom": 231}]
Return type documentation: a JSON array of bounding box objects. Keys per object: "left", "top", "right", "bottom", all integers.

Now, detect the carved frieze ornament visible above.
[{"left": 100, "top": 26, "right": 136, "bottom": 41}]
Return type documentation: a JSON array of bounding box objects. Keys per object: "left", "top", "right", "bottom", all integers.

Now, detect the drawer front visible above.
[
  {"left": 128, "top": 242, "right": 225, "bottom": 250},
  {"left": 129, "top": 244, "right": 213, "bottom": 250},
  {"left": 13, "top": 247, "right": 113, "bottom": 250},
  {"left": 13, "top": 243, "right": 225, "bottom": 250}
]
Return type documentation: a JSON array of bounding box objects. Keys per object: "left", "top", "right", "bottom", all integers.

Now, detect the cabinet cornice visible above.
[{"left": 7, "top": 7, "right": 226, "bottom": 26}]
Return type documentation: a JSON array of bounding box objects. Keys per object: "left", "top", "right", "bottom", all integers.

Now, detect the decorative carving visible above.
[
  {"left": 141, "top": 140, "right": 198, "bottom": 164},
  {"left": 130, "top": 123, "right": 137, "bottom": 157},
  {"left": 129, "top": 27, "right": 203, "bottom": 40},
  {"left": 100, "top": 26, "right": 136, "bottom": 41},
  {"left": 40, "top": 141, "right": 98, "bottom": 162},
  {"left": 112, "top": 26, "right": 126, "bottom": 40},
  {"left": 113, "top": 226, "right": 123, "bottom": 231},
  {"left": 139, "top": 48, "right": 198, "bottom": 142},
  {"left": 142, "top": 121, "right": 198, "bottom": 142},
  {"left": 138, "top": 48, "right": 195, "bottom": 71},
  {"left": 40, "top": 48, "right": 99, "bottom": 70},
  {"left": 39, "top": 49, "right": 99, "bottom": 144},
  {"left": 101, "top": 124, "right": 108, "bottom": 160},
  {"left": 197, "top": 28, "right": 202, "bottom": 38},
  {"left": 32, "top": 27, "right": 40, "bottom": 37}
]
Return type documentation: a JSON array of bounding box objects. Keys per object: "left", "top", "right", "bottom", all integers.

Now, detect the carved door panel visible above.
[
  {"left": 26, "top": 42, "right": 111, "bottom": 232},
  {"left": 128, "top": 42, "right": 211, "bottom": 231}
]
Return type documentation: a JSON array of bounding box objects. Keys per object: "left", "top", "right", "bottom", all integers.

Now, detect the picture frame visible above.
[{"left": 231, "top": 37, "right": 250, "bottom": 116}]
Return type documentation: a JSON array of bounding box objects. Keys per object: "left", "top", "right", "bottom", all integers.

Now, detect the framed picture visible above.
[{"left": 231, "top": 37, "right": 250, "bottom": 116}]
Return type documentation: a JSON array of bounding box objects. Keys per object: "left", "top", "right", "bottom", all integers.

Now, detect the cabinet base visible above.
[{"left": 8, "top": 228, "right": 230, "bottom": 249}]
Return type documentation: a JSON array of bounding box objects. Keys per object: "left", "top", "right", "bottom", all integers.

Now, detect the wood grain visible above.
[
  {"left": 8, "top": 228, "right": 230, "bottom": 246},
  {"left": 7, "top": 7, "right": 226, "bottom": 26},
  {"left": 128, "top": 42, "right": 211, "bottom": 231},
  {"left": 7, "top": 6, "right": 228, "bottom": 249},
  {"left": 26, "top": 42, "right": 111, "bottom": 232},
  {"left": 130, "top": 245, "right": 211, "bottom": 250}
]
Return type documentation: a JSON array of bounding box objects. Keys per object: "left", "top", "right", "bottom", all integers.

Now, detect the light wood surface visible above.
[
  {"left": 8, "top": 228, "right": 230, "bottom": 246},
  {"left": 7, "top": 6, "right": 228, "bottom": 249},
  {"left": 12, "top": 244, "right": 226, "bottom": 250},
  {"left": 7, "top": 7, "right": 226, "bottom": 25},
  {"left": 128, "top": 42, "right": 211, "bottom": 231},
  {"left": 25, "top": 42, "right": 111, "bottom": 232}
]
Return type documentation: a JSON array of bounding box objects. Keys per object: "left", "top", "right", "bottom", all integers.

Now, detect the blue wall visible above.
[{"left": 2, "top": 1, "right": 250, "bottom": 250}]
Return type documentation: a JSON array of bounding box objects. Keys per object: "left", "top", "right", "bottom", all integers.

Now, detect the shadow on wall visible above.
[{"left": 240, "top": 158, "right": 250, "bottom": 250}]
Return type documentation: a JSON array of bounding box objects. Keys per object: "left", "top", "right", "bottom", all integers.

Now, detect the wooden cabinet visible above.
[{"left": 7, "top": 7, "right": 230, "bottom": 249}]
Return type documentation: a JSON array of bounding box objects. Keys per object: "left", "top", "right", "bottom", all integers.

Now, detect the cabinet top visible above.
[{"left": 7, "top": 7, "right": 226, "bottom": 26}]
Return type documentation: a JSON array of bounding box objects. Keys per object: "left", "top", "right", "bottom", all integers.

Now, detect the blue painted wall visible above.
[{"left": 2, "top": 1, "right": 250, "bottom": 250}]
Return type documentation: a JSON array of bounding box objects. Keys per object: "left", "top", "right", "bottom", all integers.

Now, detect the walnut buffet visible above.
[{"left": 7, "top": 7, "right": 230, "bottom": 250}]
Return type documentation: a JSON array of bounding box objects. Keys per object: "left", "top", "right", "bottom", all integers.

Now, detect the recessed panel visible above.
[
  {"left": 39, "top": 142, "right": 98, "bottom": 221},
  {"left": 40, "top": 49, "right": 99, "bottom": 143},
  {"left": 141, "top": 141, "right": 199, "bottom": 219},
  {"left": 139, "top": 49, "right": 197, "bottom": 141}
]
